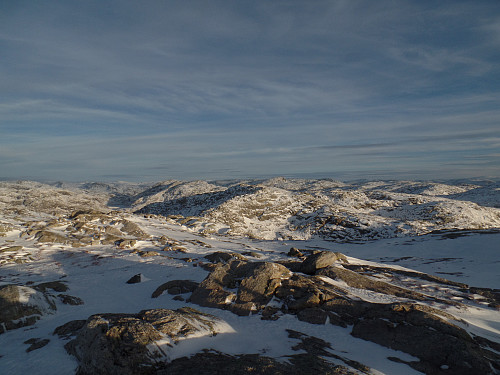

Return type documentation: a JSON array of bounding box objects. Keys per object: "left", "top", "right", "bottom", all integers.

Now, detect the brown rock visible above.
[
  {"left": 63, "top": 307, "right": 227, "bottom": 375},
  {"left": 300, "top": 251, "right": 347, "bottom": 275},
  {"left": 151, "top": 280, "right": 199, "bottom": 298}
]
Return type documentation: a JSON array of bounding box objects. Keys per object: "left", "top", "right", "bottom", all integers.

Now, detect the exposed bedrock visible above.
[
  {"left": 60, "top": 307, "right": 228, "bottom": 375},
  {"left": 180, "top": 251, "right": 500, "bottom": 374}
]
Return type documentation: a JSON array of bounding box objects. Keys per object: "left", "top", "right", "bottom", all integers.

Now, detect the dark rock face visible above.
[
  {"left": 352, "top": 317, "right": 490, "bottom": 375},
  {"left": 53, "top": 320, "right": 87, "bottom": 339},
  {"left": 126, "top": 274, "right": 143, "bottom": 284},
  {"left": 24, "top": 338, "right": 50, "bottom": 352},
  {"left": 162, "top": 350, "right": 358, "bottom": 375},
  {"left": 62, "top": 307, "right": 228, "bottom": 375},
  {"left": 57, "top": 294, "right": 84, "bottom": 305}
]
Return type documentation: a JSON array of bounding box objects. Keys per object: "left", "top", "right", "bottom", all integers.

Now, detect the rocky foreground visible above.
[{"left": 0, "top": 179, "right": 499, "bottom": 374}]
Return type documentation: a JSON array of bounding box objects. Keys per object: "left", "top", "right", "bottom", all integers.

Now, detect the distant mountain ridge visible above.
[
  {"left": 1, "top": 178, "right": 499, "bottom": 242},
  {"left": 131, "top": 178, "right": 500, "bottom": 241}
]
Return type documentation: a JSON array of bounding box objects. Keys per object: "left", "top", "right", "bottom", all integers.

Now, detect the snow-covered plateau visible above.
[{"left": 0, "top": 178, "right": 499, "bottom": 374}]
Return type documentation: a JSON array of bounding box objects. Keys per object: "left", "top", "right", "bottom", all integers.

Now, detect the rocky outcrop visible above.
[
  {"left": 189, "top": 260, "right": 291, "bottom": 316},
  {"left": 162, "top": 329, "right": 364, "bottom": 375},
  {"left": 132, "top": 178, "right": 500, "bottom": 241},
  {"left": 184, "top": 252, "right": 500, "bottom": 374},
  {"left": 0, "top": 282, "right": 83, "bottom": 334},
  {"left": 60, "top": 307, "right": 365, "bottom": 375},
  {"left": 23, "top": 210, "right": 150, "bottom": 249},
  {"left": 0, "top": 284, "right": 56, "bottom": 333},
  {"left": 61, "top": 307, "right": 230, "bottom": 375}
]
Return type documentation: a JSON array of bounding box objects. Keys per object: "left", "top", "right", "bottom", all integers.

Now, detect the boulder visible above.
[
  {"left": 296, "top": 308, "right": 329, "bottom": 325},
  {"left": 300, "top": 251, "right": 347, "bottom": 275},
  {"left": 117, "top": 239, "right": 137, "bottom": 248},
  {"left": 275, "top": 274, "right": 340, "bottom": 312},
  {"left": 35, "top": 230, "right": 70, "bottom": 244},
  {"left": 288, "top": 247, "right": 304, "bottom": 257},
  {"left": 126, "top": 274, "right": 143, "bottom": 284},
  {"left": 189, "top": 261, "right": 290, "bottom": 316},
  {"left": 101, "top": 234, "right": 124, "bottom": 245},
  {"left": 58, "top": 294, "right": 84, "bottom": 305},
  {"left": 138, "top": 251, "right": 160, "bottom": 258},
  {"left": 204, "top": 251, "right": 247, "bottom": 263},
  {"left": 63, "top": 307, "right": 230, "bottom": 375},
  {"left": 24, "top": 338, "right": 50, "bottom": 352},
  {"left": 317, "top": 266, "right": 439, "bottom": 303},
  {"left": 189, "top": 263, "right": 237, "bottom": 308},
  {"left": 235, "top": 262, "right": 291, "bottom": 306},
  {"left": 35, "top": 281, "right": 69, "bottom": 293},
  {"left": 120, "top": 219, "right": 149, "bottom": 239},
  {"left": 0, "top": 284, "right": 56, "bottom": 334},
  {"left": 151, "top": 280, "right": 199, "bottom": 298},
  {"left": 69, "top": 210, "right": 108, "bottom": 222}
]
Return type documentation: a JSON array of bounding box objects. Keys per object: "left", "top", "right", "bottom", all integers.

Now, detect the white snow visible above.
[{"left": 0, "top": 178, "right": 499, "bottom": 374}]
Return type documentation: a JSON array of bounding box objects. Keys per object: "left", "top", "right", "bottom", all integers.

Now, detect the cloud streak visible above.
[{"left": 1, "top": 0, "right": 499, "bottom": 181}]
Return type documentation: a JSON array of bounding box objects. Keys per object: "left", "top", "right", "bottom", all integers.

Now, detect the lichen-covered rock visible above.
[
  {"left": 63, "top": 307, "right": 230, "bottom": 375},
  {"left": 300, "top": 251, "right": 348, "bottom": 275},
  {"left": 189, "top": 260, "right": 291, "bottom": 316},
  {"left": 189, "top": 262, "right": 237, "bottom": 308},
  {"left": 235, "top": 262, "right": 290, "bottom": 304}
]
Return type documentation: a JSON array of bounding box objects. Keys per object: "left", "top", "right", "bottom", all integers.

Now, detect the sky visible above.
[{"left": 1, "top": 0, "right": 500, "bottom": 182}]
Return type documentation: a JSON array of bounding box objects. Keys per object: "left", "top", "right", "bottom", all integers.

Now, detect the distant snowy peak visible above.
[
  {"left": 134, "top": 178, "right": 500, "bottom": 241},
  {"left": 131, "top": 180, "right": 227, "bottom": 210}
]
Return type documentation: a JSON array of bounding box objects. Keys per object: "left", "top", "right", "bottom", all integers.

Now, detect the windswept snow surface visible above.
[{"left": 0, "top": 178, "right": 499, "bottom": 374}]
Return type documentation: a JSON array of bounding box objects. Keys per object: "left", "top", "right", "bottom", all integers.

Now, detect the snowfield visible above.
[{"left": 0, "top": 178, "right": 499, "bottom": 374}]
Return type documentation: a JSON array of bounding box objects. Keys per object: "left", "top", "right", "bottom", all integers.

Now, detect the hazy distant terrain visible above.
[{"left": 0, "top": 178, "right": 499, "bottom": 374}]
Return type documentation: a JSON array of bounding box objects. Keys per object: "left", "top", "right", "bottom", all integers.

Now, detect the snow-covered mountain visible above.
[
  {"left": 131, "top": 178, "right": 500, "bottom": 241},
  {"left": 0, "top": 178, "right": 499, "bottom": 374}
]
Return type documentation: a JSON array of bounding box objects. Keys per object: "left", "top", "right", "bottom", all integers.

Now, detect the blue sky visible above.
[{"left": 1, "top": 0, "right": 499, "bottom": 182}]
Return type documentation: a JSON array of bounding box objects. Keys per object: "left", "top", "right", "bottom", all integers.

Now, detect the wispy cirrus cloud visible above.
[{"left": 1, "top": 0, "right": 499, "bottom": 181}]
